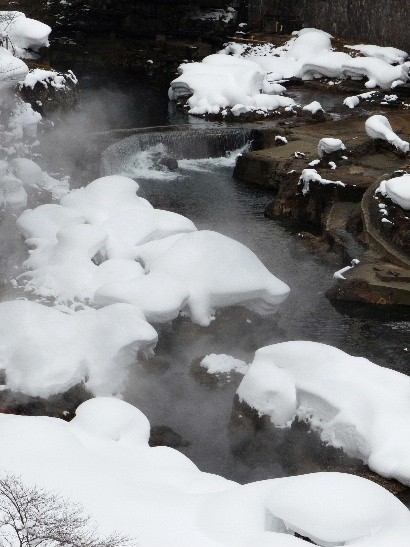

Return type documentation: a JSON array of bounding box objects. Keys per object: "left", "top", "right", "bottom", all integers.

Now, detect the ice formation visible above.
[
  {"left": 377, "top": 174, "right": 410, "bottom": 210},
  {"left": 365, "top": 115, "right": 409, "bottom": 153},
  {"left": 18, "top": 176, "right": 290, "bottom": 324},
  {"left": 0, "top": 398, "right": 409, "bottom": 546},
  {"left": 237, "top": 341, "right": 410, "bottom": 485},
  {"left": 0, "top": 301, "right": 157, "bottom": 397}
]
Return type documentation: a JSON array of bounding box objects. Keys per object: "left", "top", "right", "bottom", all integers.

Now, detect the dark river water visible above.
[{"left": 7, "top": 56, "right": 410, "bottom": 490}]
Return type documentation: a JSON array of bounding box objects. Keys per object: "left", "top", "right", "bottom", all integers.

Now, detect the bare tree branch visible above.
[{"left": 0, "top": 475, "right": 137, "bottom": 547}]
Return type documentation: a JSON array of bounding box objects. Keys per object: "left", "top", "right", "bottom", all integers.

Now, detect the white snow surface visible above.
[
  {"left": 365, "top": 115, "right": 409, "bottom": 153},
  {"left": 345, "top": 44, "right": 409, "bottom": 64},
  {"left": 18, "top": 175, "right": 290, "bottom": 325},
  {"left": 318, "top": 137, "right": 346, "bottom": 157},
  {"left": 0, "top": 11, "right": 51, "bottom": 57},
  {"left": 0, "top": 45, "right": 28, "bottom": 87},
  {"left": 172, "top": 29, "right": 410, "bottom": 114},
  {"left": 200, "top": 353, "right": 248, "bottom": 375},
  {"left": 299, "top": 169, "right": 345, "bottom": 195},
  {"left": 169, "top": 54, "right": 294, "bottom": 115},
  {"left": 237, "top": 341, "right": 410, "bottom": 485},
  {"left": 302, "top": 101, "right": 323, "bottom": 114},
  {"left": 22, "top": 68, "right": 77, "bottom": 90},
  {"left": 377, "top": 174, "right": 410, "bottom": 210},
  {"left": 0, "top": 398, "right": 409, "bottom": 546},
  {"left": 96, "top": 230, "right": 290, "bottom": 326},
  {"left": 0, "top": 301, "right": 157, "bottom": 397}
]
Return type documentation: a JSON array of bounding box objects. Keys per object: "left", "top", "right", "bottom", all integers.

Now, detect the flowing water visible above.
[{"left": 6, "top": 60, "right": 410, "bottom": 489}]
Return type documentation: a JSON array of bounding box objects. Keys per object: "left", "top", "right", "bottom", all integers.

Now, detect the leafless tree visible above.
[{"left": 0, "top": 474, "right": 137, "bottom": 547}]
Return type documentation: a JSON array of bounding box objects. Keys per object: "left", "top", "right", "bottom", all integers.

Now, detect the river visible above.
[{"left": 11, "top": 56, "right": 410, "bottom": 491}]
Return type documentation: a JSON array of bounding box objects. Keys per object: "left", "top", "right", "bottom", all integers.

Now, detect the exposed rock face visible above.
[{"left": 247, "top": 0, "right": 409, "bottom": 52}]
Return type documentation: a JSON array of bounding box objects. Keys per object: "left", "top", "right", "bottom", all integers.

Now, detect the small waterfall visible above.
[{"left": 101, "top": 127, "right": 255, "bottom": 177}]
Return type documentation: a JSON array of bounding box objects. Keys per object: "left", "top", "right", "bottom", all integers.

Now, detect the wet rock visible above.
[
  {"left": 0, "top": 383, "right": 92, "bottom": 421},
  {"left": 19, "top": 67, "right": 78, "bottom": 115},
  {"left": 149, "top": 425, "right": 190, "bottom": 448},
  {"left": 159, "top": 156, "right": 179, "bottom": 171}
]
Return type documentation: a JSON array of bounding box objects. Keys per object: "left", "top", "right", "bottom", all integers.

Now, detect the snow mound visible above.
[
  {"left": 18, "top": 175, "right": 289, "bottom": 323},
  {"left": 200, "top": 354, "right": 248, "bottom": 375},
  {"left": 318, "top": 137, "right": 346, "bottom": 157},
  {"left": 169, "top": 54, "right": 267, "bottom": 115},
  {"left": 377, "top": 174, "right": 410, "bottom": 210},
  {"left": 20, "top": 224, "right": 144, "bottom": 303},
  {"left": 237, "top": 341, "right": 410, "bottom": 485},
  {"left": 341, "top": 57, "right": 410, "bottom": 89},
  {"left": 0, "top": 11, "right": 51, "bottom": 57},
  {"left": 0, "top": 301, "right": 157, "bottom": 398},
  {"left": 0, "top": 45, "right": 28, "bottom": 87},
  {"left": 365, "top": 115, "right": 409, "bottom": 153},
  {"left": 345, "top": 44, "right": 409, "bottom": 64},
  {"left": 10, "top": 158, "right": 69, "bottom": 199},
  {"left": 97, "top": 230, "right": 290, "bottom": 326},
  {"left": 0, "top": 399, "right": 409, "bottom": 546},
  {"left": 60, "top": 175, "right": 153, "bottom": 224}
]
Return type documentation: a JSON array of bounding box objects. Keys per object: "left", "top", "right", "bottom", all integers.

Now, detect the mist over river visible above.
[{"left": 4, "top": 55, "right": 408, "bottom": 489}]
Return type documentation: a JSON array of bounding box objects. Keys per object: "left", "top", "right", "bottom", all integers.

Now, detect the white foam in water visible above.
[
  {"left": 122, "top": 143, "right": 180, "bottom": 181},
  {"left": 178, "top": 144, "right": 250, "bottom": 172},
  {"left": 122, "top": 143, "right": 249, "bottom": 180}
]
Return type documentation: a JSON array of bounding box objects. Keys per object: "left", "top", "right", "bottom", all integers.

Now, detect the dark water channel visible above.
[{"left": 21, "top": 58, "right": 410, "bottom": 490}]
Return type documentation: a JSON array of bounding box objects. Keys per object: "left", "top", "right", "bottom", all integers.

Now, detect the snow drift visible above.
[
  {"left": 0, "top": 398, "right": 409, "bottom": 546},
  {"left": 237, "top": 341, "right": 410, "bottom": 485}
]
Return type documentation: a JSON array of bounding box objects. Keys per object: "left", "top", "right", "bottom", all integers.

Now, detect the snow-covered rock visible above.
[
  {"left": 60, "top": 175, "right": 153, "bottom": 224},
  {"left": 377, "top": 174, "right": 410, "bottom": 210},
  {"left": 0, "top": 11, "right": 51, "bottom": 57},
  {"left": 18, "top": 174, "right": 289, "bottom": 323},
  {"left": 0, "top": 398, "right": 409, "bottom": 546},
  {"left": 299, "top": 168, "right": 345, "bottom": 195},
  {"left": 96, "top": 230, "right": 290, "bottom": 326},
  {"left": 0, "top": 45, "right": 28, "bottom": 87},
  {"left": 345, "top": 44, "right": 409, "bottom": 65},
  {"left": 200, "top": 354, "right": 248, "bottom": 375},
  {"left": 0, "top": 301, "right": 157, "bottom": 397},
  {"left": 237, "top": 341, "right": 410, "bottom": 485},
  {"left": 318, "top": 137, "right": 346, "bottom": 157},
  {"left": 365, "top": 115, "right": 409, "bottom": 153}
]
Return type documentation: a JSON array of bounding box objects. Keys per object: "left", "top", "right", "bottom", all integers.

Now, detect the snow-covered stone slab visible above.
[
  {"left": 0, "top": 398, "right": 409, "bottom": 546},
  {"left": 237, "top": 341, "right": 410, "bottom": 485},
  {"left": 365, "top": 115, "right": 409, "bottom": 153},
  {"left": 0, "top": 302, "right": 157, "bottom": 398},
  {"left": 377, "top": 173, "right": 410, "bottom": 210}
]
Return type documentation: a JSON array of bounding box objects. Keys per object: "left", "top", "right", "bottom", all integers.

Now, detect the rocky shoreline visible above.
[{"left": 233, "top": 112, "right": 410, "bottom": 306}]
